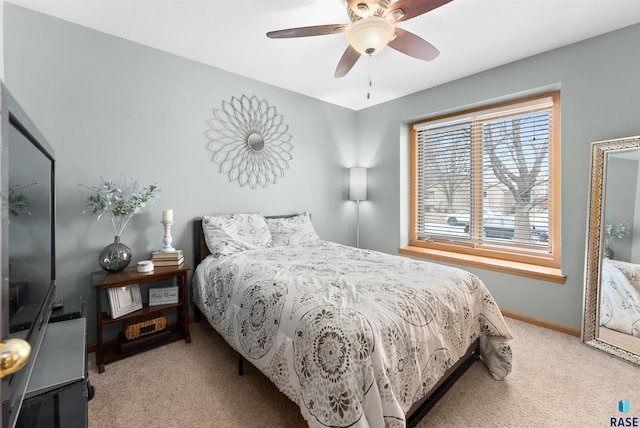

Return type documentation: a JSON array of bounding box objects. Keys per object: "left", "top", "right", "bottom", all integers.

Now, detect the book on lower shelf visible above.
[{"left": 152, "top": 256, "right": 184, "bottom": 267}]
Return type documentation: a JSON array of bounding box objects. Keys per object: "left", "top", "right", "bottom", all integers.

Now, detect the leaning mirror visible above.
[{"left": 583, "top": 135, "right": 640, "bottom": 365}]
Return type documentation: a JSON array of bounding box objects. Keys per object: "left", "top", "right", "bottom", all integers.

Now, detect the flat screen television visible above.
[{"left": 0, "top": 83, "right": 57, "bottom": 428}]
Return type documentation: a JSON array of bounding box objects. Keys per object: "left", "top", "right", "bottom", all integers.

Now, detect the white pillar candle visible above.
[{"left": 162, "top": 209, "right": 173, "bottom": 222}]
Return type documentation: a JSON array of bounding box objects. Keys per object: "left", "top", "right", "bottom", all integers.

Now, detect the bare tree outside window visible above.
[
  {"left": 483, "top": 114, "right": 550, "bottom": 243},
  {"left": 421, "top": 126, "right": 471, "bottom": 212}
]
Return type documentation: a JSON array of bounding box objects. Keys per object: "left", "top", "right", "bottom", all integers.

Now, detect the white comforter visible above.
[{"left": 193, "top": 240, "right": 513, "bottom": 428}]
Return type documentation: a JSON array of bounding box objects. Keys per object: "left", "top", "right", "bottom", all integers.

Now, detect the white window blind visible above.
[{"left": 413, "top": 96, "right": 555, "bottom": 255}]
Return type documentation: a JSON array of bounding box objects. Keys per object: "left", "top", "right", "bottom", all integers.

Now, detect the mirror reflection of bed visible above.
[
  {"left": 584, "top": 136, "right": 640, "bottom": 365},
  {"left": 599, "top": 259, "right": 640, "bottom": 354},
  {"left": 599, "top": 149, "right": 640, "bottom": 354}
]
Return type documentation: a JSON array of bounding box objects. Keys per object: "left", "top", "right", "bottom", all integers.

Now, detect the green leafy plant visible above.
[
  {"left": 9, "top": 193, "right": 30, "bottom": 217},
  {"left": 8, "top": 183, "right": 36, "bottom": 218},
  {"left": 83, "top": 175, "right": 160, "bottom": 236}
]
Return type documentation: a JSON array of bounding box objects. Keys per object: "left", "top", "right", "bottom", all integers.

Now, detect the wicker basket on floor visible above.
[{"left": 124, "top": 313, "right": 167, "bottom": 340}]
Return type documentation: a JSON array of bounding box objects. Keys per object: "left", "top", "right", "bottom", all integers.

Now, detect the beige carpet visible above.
[{"left": 88, "top": 317, "right": 640, "bottom": 427}]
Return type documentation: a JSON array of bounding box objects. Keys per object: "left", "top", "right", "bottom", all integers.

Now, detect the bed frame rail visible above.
[{"left": 406, "top": 340, "right": 480, "bottom": 428}]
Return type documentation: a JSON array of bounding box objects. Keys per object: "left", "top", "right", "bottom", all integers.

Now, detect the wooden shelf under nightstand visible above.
[{"left": 91, "top": 264, "right": 192, "bottom": 373}]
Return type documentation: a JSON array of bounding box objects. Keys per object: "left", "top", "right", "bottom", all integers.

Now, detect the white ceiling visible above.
[{"left": 8, "top": 0, "right": 640, "bottom": 111}]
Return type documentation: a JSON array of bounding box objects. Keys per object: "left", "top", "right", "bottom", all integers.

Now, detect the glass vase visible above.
[
  {"left": 604, "top": 244, "right": 614, "bottom": 260},
  {"left": 99, "top": 236, "right": 132, "bottom": 272}
]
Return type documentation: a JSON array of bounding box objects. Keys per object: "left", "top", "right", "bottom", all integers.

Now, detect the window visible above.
[{"left": 403, "top": 92, "right": 562, "bottom": 277}]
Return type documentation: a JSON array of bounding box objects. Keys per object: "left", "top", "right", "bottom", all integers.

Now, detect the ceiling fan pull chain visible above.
[{"left": 367, "top": 57, "right": 372, "bottom": 100}]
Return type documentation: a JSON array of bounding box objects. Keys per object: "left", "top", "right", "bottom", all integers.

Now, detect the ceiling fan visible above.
[{"left": 267, "top": 0, "right": 452, "bottom": 78}]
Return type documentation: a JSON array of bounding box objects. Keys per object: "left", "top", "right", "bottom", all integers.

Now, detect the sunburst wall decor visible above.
[{"left": 206, "top": 95, "right": 294, "bottom": 188}]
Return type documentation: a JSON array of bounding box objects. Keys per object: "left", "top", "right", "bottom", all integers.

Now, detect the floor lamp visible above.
[{"left": 349, "top": 167, "right": 367, "bottom": 248}]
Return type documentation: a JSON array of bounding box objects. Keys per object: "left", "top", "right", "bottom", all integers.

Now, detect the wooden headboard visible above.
[
  {"left": 192, "top": 214, "right": 308, "bottom": 269},
  {"left": 192, "top": 219, "right": 209, "bottom": 268}
]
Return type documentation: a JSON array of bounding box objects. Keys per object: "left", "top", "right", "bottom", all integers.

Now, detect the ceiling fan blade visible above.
[
  {"left": 388, "top": 28, "right": 439, "bottom": 61},
  {"left": 384, "top": 0, "right": 453, "bottom": 23},
  {"left": 334, "top": 45, "right": 361, "bottom": 78},
  {"left": 267, "top": 24, "right": 348, "bottom": 39}
]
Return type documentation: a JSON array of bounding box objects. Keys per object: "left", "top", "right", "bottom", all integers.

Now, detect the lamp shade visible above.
[
  {"left": 345, "top": 17, "right": 395, "bottom": 55},
  {"left": 349, "top": 167, "right": 368, "bottom": 201}
]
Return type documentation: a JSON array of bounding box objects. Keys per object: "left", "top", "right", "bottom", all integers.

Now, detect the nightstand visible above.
[{"left": 91, "top": 264, "right": 192, "bottom": 373}]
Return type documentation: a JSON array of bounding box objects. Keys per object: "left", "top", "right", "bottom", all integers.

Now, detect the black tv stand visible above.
[
  {"left": 15, "top": 317, "right": 88, "bottom": 428},
  {"left": 48, "top": 297, "right": 84, "bottom": 324}
]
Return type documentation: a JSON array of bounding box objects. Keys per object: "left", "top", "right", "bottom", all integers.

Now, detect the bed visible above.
[
  {"left": 192, "top": 213, "right": 513, "bottom": 428},
  {"left": 601, "top": 258, "right": 640, "bottom": 337}
]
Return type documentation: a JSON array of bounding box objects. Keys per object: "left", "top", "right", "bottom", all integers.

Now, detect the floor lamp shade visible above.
[{"left": 349, "top": 167, "right": 367, "bottom": 201}]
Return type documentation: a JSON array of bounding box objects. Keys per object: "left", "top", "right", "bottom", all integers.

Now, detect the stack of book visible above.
[{"left": 151, "top": 249, "right": 184, "bottom": 266}]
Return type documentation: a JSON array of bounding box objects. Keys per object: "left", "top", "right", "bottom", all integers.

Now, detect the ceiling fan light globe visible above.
[{"left": 346, "top": 16, "right": 395, "bottom": 55}]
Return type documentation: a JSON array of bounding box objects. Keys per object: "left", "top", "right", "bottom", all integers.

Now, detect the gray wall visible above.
[
  {"left": 354, "top": 23, "right": 640, "bottom": 330},
  {"left": 5, "top": 4, "right": 640, "bottom": 343},
  {"left": 605, "top": 157, "right": 637, "bottom": 262},
  {"left": 4, "top": 5, "right": 358, "bottom": 344}
]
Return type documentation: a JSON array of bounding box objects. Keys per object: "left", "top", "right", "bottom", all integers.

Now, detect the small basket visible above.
[{"left": 124, "top": 313, "right": 167, "bottom": 340}]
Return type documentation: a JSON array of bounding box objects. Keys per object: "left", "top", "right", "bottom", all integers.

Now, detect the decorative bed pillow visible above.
[
  {"left": 202, "top": 213, "right": 272, "bottom": 257},
  {"left": 266, "top": 212, "right": 319, "bottom": 247}
]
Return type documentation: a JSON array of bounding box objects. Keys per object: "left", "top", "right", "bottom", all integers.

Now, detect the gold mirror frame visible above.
[{"left": 583, "top": 134, "right": 640, "bottom": 365}]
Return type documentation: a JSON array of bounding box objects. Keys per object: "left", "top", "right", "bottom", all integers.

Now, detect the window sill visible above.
[{"left": 398, "top": 246, "right": 566, "bottom": 284}]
